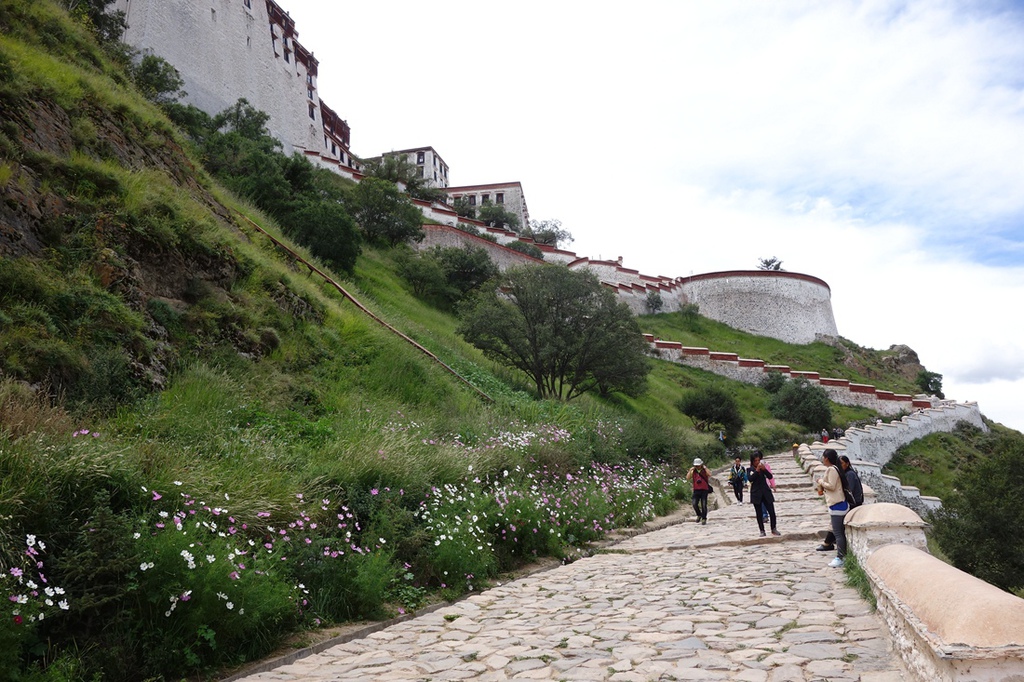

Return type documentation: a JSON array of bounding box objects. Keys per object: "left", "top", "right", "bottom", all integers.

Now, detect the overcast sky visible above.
[{"left": 282, "top": 0, "right": 1024, "bottom": 432}]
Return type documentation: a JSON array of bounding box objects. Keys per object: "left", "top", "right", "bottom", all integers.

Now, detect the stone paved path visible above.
[{"left": 232, "top": 453, "right": 909, "bottom": 681}]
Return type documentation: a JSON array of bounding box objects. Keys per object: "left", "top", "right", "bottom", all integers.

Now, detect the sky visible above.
[{"left": 281, "top": 0, "right": 1024, "bottom": 432}]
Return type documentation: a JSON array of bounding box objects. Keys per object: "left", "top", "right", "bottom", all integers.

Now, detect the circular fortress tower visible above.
[{"left": 677, "top": 270, "right": 838, "bottom": 345}]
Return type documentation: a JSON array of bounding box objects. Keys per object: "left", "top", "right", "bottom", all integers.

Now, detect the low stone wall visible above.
[
  {"left": 644, "top": 335, "right": 943, "bottom": 417},
  {"left": 844, "top": 504, "right": 1024, "bottom": 681},
  {"left": 795, "top": 449, "right": 1024, "bottom": 680}
]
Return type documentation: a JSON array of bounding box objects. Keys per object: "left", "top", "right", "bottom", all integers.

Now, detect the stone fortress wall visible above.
[{"left": 417, "top": 224, "right": 839, "bottom": 345}]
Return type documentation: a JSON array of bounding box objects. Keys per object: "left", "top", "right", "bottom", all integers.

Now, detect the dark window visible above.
[
  {"left": 417, "top": 151, "right": 424, "bottom": 164},
  {"left": 307, "top": 74, "right": 313, "bottom": 85},
  {"left": 308, "top": 103, "right": 315, "bottom": 120},
  {"left": 417, "top": 167, "right": 424, "bottom": 178},
  {"left": 308, "top": 87, "right": 314, "bottom": 99},
  {"left": 284, "top": 49, "right": 290, "bottom": 63},
  {"left": 481, "top": 194, "right": 490, "bottom": 204},
  {"left": 496, "top": 193, "right": 504, "bottom": 204}
]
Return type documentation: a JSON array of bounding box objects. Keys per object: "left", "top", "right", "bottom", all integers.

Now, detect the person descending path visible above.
[
  {"left": 728, "top": 456, "right": 747, "bottom": 502},
  {"left": 686, "top": 457, "right": 712, "bottom": 524}
]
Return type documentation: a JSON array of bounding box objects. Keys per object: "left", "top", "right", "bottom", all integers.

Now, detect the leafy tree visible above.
[
  {"left": 677, "top": 386, "right": 743, "bottom": 440},
  {"left": 364, "top": 153, "right": 445, "bottom": 202},
  {"left": 476, "top": 203, "right": 520, "bottom": 231},
  {"left": 396, "top": 249, "right": 447, "bottom": 298},
  {"left": 930, "top": 432, "right": 1024, "bottom": 592},
  {"left": 129, "top": 51, "right": 186, "bottom": 105},
  {"left": 506, "top": 240, "right": 544, "bottom": 259},
  {"left": 526, "top": 219, "right": 573, "bottom": 248},
  {"left": 458, "top": 265, "right": 649, "bottom": 400},
  {"left": 433, "top": 246, "right": 498, "bottom": 300},
  {"left": 452, "top": 197, "right": 476, "bottom": 220},
  {"left": 758, "top": 256, "right": 783, "bottom": 271},
  {"left": 644, "top": 291, "right": 664, "bottom": 314},
  {"left": 760, "top": 371, "right": 787, "bottom": 394},
  {"left": 769, "top": 377, "right": 831, "bottom": 430},
  {"left": 63, "top": 0, "right": 126, "bottom": 43},
  {"left": 285, "top": 199, "right": 361, "bottom": 274},
  {"left": 916, "top": 370, "right": 945, "bottom": 399},
  {"left": 350, "top": 177, "right": 424, "bottom": 247}
]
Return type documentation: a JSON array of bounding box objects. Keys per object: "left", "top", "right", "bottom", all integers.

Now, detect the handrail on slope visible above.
[{"left": 236, "top": 213, "right": 494, "bottom": 403}]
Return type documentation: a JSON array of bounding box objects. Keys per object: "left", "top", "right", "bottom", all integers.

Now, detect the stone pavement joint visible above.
[{"left": 228, "top": 453, "right": 911, "bottom": 681}]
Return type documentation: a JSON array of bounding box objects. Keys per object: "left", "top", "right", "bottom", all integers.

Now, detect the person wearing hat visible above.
[{"left": 686, "top": 457, "right": 712, "bottom": 525}]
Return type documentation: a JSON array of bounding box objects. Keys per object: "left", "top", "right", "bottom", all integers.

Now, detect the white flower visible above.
[
  {"left": 25, "top": 535, "right": 36, "bottom": 547},
  {"left": 133, "top": 532, "right": 141, "bottom": 539},
  {"left": 58, "top": 599, "right": 69, "bottom": 611},
  {"left": 173, "top": 481, "right": 183, "bottom": 486},
  {"left": 206, "top": 555, "right": 216, "bottom": 563},
  {"left": 45, "top": 599, "right": 53, "bottom": 607},
  {"left": 226, "top": 602, "right": 234, "bottom": 610},
  {"left": 44, "top": 587, "right": 55, "bottom": 597},
  {"left": 239, "top": 608, "right": 244, "bottom": 615},
  {"left": 26, "top": 580, "right": 37, "bottom": 590}
]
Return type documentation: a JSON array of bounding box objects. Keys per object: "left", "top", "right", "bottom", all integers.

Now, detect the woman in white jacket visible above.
[{"left": 816, "top": 449, "right": 850, "bottom": 568}]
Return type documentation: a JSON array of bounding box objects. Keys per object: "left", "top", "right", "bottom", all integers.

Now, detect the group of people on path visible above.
[{"left": 687, "top": 447, "right": 863, "bottom": 567}]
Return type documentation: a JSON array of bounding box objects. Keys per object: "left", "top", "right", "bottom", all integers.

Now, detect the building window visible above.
[
  {"left": 307, "top": 74, "right": 313, "bottom": 85},
  {"left": 284, "top": 49, "right": 291, "bottom": 63},
  {"left": 308, "top": 87, "right": 314, "bottom": 99},
  {"left": 416, "top": 151, "right": 424, "bottom": 164},
  {"left": 481, "top": 194, "right": 490, "bottom": 204},
  {"left": 496, "top": 193, "right": 504, "bottom": 204},
  {"left": 308, "top": 103, "right": 315, "bottom": 120},
  {"left": 468, "top": 196, "right": 476, "bottom": 206},
  {"left": 417, "top": 167, "right": 424, "bottom": 178}
]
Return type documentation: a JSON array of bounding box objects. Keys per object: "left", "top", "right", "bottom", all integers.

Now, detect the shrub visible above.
[
  {"left": 506, "top": 240, "right": 543, "bottom": 259},
  {"left": 677, "top": 385, "right": 743, "bottom": 441},
  {"left": 929, "top": 431, "right": 1024, "bottom": 592},
  {"left": 768, "top": 377, "right": 831, "bottom": 430}
]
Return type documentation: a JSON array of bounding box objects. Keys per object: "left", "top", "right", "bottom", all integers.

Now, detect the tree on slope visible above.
[
  {"left": 930, "top": 431, "right": 1024, "bottom": 593},
  {"left": 458, "top": 265, "right": 650, "bottom": 400}
]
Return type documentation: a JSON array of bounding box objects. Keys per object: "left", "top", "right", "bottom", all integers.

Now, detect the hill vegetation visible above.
[{"left": 1, "top": 1, "right": 1018, "bottom": 679}]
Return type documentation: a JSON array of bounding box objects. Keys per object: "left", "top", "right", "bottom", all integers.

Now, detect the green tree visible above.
[
  {"left": 769, "top": 377, "right": 831, "bottom": 430},
  {"left": 129, "top": 51, "right": 186, "bottom": 105},
  {"left": 677, "top": 386, "right": 743, "bottom": 440},
  {"left": 476, "top": 203, "right": 520, "bottom": 231},
  {"left": 758, "top": 256, "right": 783, "bottom": 271},
  {"left": 458, "top": 265, "right": 649, "bottom": 400},
  {"left": 916, "top": 370, "right": 945, "bottom": 399},
  {"left": 506, "top": 240, "right": 544, "bottom": 259},
  {"left": 526, "top": 219, "right": 573, "bottom": 248},
  {"left": 433, "top": 246, "right": 498, "bottom": 300},
  {"left": 350, "top": 177, "right": 424, "bottom": 247},
  {"left": 452, "top": 197, "right": 476, "bottom": 220},
  {"left": 930, "top": 433, "right": 1024, "bottom": 592},
  {"left": 285, "top": 199, "right": 361, "bottom": 274},
  {"left": 644, "top": 291, "right": 664, "bottom": 314},
  {"left": 63, "top": 0, "right": 126, "bottom": 43},
  {"left": 364, "top": 154, "right": 445, "bottom": 202},
  {"left": 760, "top": 371, "right": 787, "bottom": 395}
]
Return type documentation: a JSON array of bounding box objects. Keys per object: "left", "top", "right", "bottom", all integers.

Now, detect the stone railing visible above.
[
  {"left": 800, "top": 403, "right": 986, "bottom": 513},
  {"left": 795, "top": 446, "right": 1024, "bottom": 680}
]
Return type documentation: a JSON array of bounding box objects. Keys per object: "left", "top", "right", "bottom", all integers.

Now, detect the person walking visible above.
[
  {"left": 686, "top": 458, "right": 712, "bottom": 525},
  {"left": 816, "top": 455, "right": 864, "bottom": 551},
  {"left": 747, "top": 450, "right": 779, "bottom": 537},
  {"left": 728, "top": 456, "right": 747, "bottom": 502},
  {"left": 816, "top": 449, "right": 851, "bottom": 567}
]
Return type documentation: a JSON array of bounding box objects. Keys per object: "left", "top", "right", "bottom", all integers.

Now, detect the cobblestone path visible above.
[{"left": 232, "top": 453, "right": 909, "bottom": 681}]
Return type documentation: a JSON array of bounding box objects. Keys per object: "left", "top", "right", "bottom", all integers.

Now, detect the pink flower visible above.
[
  {"left": 13, "top": 615, "right": 23, "bottom": 625},
  {"left": 152, "top": 491, "right": 162, "bottom": 501},
  {"left": 229, "top": 571, "right": 240, "bottom": 580},
  {"left": 370, "top": 489, "right": 379, "bottom": 496}
]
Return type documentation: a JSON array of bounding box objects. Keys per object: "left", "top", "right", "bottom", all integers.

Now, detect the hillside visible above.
[{"left": 0, "top": 2, "right": 975, "bottom": 679}]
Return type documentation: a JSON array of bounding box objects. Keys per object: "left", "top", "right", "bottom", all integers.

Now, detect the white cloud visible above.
[{"left": 282, "top": 0, "right": 1024, "bottom": 431}]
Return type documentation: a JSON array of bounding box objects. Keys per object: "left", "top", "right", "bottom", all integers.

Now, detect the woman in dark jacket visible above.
[{"left": 748, "top": 450, "right": 780, "bottom": 537}]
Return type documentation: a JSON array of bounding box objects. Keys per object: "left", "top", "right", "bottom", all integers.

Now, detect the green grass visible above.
[
  {"left": 884, "top": 420, "right": 1006, "bottom": 499},
  {"left": 639, "top": 310, "right": 921, "bottom": 395}
]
